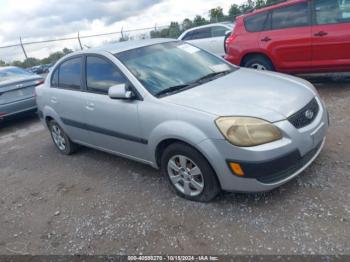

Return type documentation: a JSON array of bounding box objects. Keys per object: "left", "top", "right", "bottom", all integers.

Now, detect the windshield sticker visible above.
[
  {"left": 210, "top": 64, "right": 231, "bottom": 72},
  {"left": 177, "top": 44, "right": 200, "bottom": 54}
]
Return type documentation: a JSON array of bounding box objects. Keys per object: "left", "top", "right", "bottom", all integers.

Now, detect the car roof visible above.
[
  {"left": 77, "top": 38, "right": 175, "bottom": 55},
  {"left": 178, "top": 22, "right": 234, "bottom": 39},
  {"left": 244, "top": 0, "right": 306, "bottom": 16}
]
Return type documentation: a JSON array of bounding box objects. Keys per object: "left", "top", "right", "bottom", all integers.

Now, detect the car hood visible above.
[{"left": 162, "top": 68, "right": 317, "bottom": 122}]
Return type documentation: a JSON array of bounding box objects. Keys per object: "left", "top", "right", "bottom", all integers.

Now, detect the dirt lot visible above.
[{"left": 0, "top": 73, "right": 349, "bottom": 255}]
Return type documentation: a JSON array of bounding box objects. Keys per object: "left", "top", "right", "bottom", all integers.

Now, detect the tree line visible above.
[
  {"left": 0, "top": 0, "right": 281, "bottom": 68},
  {"left": 150, "top": 0, "right": 281, "bottom": 38},
  {"left": 0, "top": 48, "right": 73, "bottom": 69}
]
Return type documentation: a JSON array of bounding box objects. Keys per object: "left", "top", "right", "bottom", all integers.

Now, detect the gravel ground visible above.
[{"left": 0, "top": 73, "right": 349, "bottom": 255}]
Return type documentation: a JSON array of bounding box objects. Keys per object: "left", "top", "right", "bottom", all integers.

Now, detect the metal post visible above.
[
  {"left": 77, "top": 32, "right": 83, "bottom": 50},
  {"left": 120, "top": 26, "right": 124, "bottom": 41},
  {"left": 19, "top": 37, "right": 28, "bottom": 60}
]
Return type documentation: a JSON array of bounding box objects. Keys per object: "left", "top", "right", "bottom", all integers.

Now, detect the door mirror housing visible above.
[{"left": 108, "top": 84, "right": 135, "bottom": 100}]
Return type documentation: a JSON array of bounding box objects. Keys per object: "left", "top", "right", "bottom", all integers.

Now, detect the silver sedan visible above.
[{"left": 36, "top": 39, "right": 328, "bottom": 202}]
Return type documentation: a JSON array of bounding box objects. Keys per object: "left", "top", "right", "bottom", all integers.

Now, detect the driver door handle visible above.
[
  {"left": 50, "top": 97, "right": 57, "bottom": 104},
  {"left": 314, "top": 31, "right": 328, "bottom": 37},
  {"left": 261, "top": 36, "right": 271, "bottom": 42},
  {"left": 86, "top": 102, "right": 95, "bottom": 111}
]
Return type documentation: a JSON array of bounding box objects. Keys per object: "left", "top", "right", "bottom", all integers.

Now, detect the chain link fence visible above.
[{"left": 0, "top": 24, "right": 170, "bottom": 64}]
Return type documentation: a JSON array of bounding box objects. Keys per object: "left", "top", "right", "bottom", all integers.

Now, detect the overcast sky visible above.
[{"left": 0, "top": 0, "right": 245, "bottom": 61}]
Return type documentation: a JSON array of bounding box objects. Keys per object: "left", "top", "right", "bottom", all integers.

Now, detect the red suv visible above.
[{"left": 225, "top": 0, "right": 350, "bottom": 73}]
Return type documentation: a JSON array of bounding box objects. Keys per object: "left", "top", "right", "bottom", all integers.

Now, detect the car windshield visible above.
[
  {"left": 0, "top": 67, "right": 34, "bottom": 83},
  {"left": 115, "top": 41, "right": 236, "bottom": 97}
]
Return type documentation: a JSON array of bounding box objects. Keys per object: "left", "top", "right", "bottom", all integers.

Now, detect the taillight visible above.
[
  {"left": 226, "top": 33, "right": 237, "bottom": 45},
  {"left": 225, "top": 32, "right": 238, "bottom": 52},
  {"left": 35, "top": 79, "right": 45, "bottom": 86},
  {"left": 34, "top": 79, "right": 44, "bottom": 97}
]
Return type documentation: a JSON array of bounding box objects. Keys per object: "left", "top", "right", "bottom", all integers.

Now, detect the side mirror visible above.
[{"left": 108, "top": 84, "right": 135, "bottom": 100}]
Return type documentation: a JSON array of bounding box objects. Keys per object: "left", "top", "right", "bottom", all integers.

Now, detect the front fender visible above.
[{"left": 147, "top": 120, "right": 210, "bottom": 167}]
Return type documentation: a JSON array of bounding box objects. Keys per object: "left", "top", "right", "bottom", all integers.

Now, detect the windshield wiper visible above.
[
  {"left": 192, "top": 70, "right": 231, "bottom": 84},
  {"left": 155, "top": 70, "right": 231, "bottom": 97},
  {"left": 155, "top": 84, "right": 192, "bottom": 97}
]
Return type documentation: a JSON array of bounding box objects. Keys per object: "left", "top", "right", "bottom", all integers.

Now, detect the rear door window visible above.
[
  {"left": 182, "top": 31, "right": 194, "bottom": 40},
  {"left": 58, "top": 57, "right": 82, "bottom": 90},
  {"left": 51, "top": 68, "right": 59, "bottom": 87},
  {"left": 211, "top": 26, "right": 227, "bottom": 37},
  {"left": 244, "top": 12, "right": 269, "bottom": 32},
  {"left": 190, "top": 28, "right": 211, "bottom": 40},
  {"left": 271, "top": 2, "right": 309, "bottom": 30}
]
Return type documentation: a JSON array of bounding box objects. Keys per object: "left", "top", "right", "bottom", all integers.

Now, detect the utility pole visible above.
[
  {"left": 19, "top": 37, "right": 28, "bottom": 60},
  {"left": 120, "top": 26, "right": 124, "bottom": 41},
  {"left": 77, "top": 32, "right": 83, "bottom": 50}
]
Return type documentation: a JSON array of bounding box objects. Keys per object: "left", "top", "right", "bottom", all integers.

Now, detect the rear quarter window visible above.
[
  {"left": 272, "top": 2, "right": 309, "bottom": 29},
  {"left": 51, "top": 68, "right": 59, "bottom": 87},
  {"left": 244, "top": 12, "right": 269, "bottom": 32}
]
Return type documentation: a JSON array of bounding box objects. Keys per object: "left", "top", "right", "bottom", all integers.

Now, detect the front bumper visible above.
[{"left": 197, "top": 97, "right": 328, "bottom": 192}]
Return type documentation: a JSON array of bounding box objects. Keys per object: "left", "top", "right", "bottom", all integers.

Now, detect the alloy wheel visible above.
[
  {"left": 251, "top": 63, "right": 267, "bottom": 70},
  {"left": 51, "top": 124, "right": 66, "bottom": 151},
  {"left": 167, "top": 155, "right": 204, "bottom": 197}
]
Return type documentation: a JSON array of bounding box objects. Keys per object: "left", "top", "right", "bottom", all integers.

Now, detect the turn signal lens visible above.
[{"left": 229, "top": 162, "right": 244, "bottom": 176}]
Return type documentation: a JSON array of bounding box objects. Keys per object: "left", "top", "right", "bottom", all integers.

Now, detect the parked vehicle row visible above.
[
  {"left": 225, "top": 0, "right": 350, "bottom": 73},
  {"left": 36, "top": 39, "right": 328, "bottom": 202},
  {"left": 0, "top": 66, "right": 44, "bottom": 120},
  {"left": 28, "top": 63, "right": 52, "bottom": 74}
]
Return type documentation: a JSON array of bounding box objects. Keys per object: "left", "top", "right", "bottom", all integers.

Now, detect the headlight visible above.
[{"left": 215, "top": 117, "right": 282, "bottom": 147}]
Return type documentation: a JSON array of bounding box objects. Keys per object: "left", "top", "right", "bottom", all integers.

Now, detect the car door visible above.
[
  {"left": 210, "top": 25, "right": 230, "bottom": 56},
  {"left": 49, "top": 56, "right": 90, "bottom": 142},
  {"left": 183, "top": 27, "right": 213, "bottom": 53},
  {"left": 83, "top": 55, "right": 147, "bottom": 160},
  {"left": 259, "top": 1, "right": 312, "bottom": 72},
  {"left": 311, "top": 0, "right": 350, "bottom": 71}
]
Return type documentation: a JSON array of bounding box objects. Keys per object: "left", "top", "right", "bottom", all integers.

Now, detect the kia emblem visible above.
[{"left": 305, "top": 109, "right": 314, "bottom": 120}]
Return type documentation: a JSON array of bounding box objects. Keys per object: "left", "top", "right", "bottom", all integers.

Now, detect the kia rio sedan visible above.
[{"left": 36, "top": 39, "right": 328, "bottom": 202}]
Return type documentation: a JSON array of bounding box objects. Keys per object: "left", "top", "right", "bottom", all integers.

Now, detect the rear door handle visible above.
[
  {"left": 261, "top": 36, "right": 271, "bottom": 42},
  {"left": 50, "top": 97, "right": 57, "bottom": 104},
  {"left": 86, "top": 102, "right": 95, "bottom": 111},
  {"left": 314, "top": 31, "right": 328, "bottom": 37}
]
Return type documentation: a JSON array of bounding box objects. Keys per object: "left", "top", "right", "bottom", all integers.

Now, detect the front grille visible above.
[{"left": 288, "top": 98, "right": 319, "bottom": 129}]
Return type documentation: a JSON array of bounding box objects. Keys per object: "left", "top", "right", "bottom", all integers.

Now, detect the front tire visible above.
[
  {"left": 48, "top": 120, "right": 77, "bottom": 155},
  {"left": 160, "top": 142, "right": 220, "bottom": 202}
]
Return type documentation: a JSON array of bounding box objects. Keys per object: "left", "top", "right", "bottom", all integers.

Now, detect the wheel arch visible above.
[
  {"left": 42, "top": 106, "right": 66, "bottom": 131},
  {"left": 154, "top": 138, "right": 222, "bottom": 190},
  {"left": 240, "top": 52, "right": 275, "bottom": 68}
]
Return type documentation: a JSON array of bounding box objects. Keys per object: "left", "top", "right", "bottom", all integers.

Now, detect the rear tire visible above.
[
  {"left": 243, "top": 55, "right": 274, "bottom": 71},
  {"left": 160, "top": 142, "right": 220, "bottom": 202},
  {"left": 48, "top": 120, "right": 77, "bottom": 155}
]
